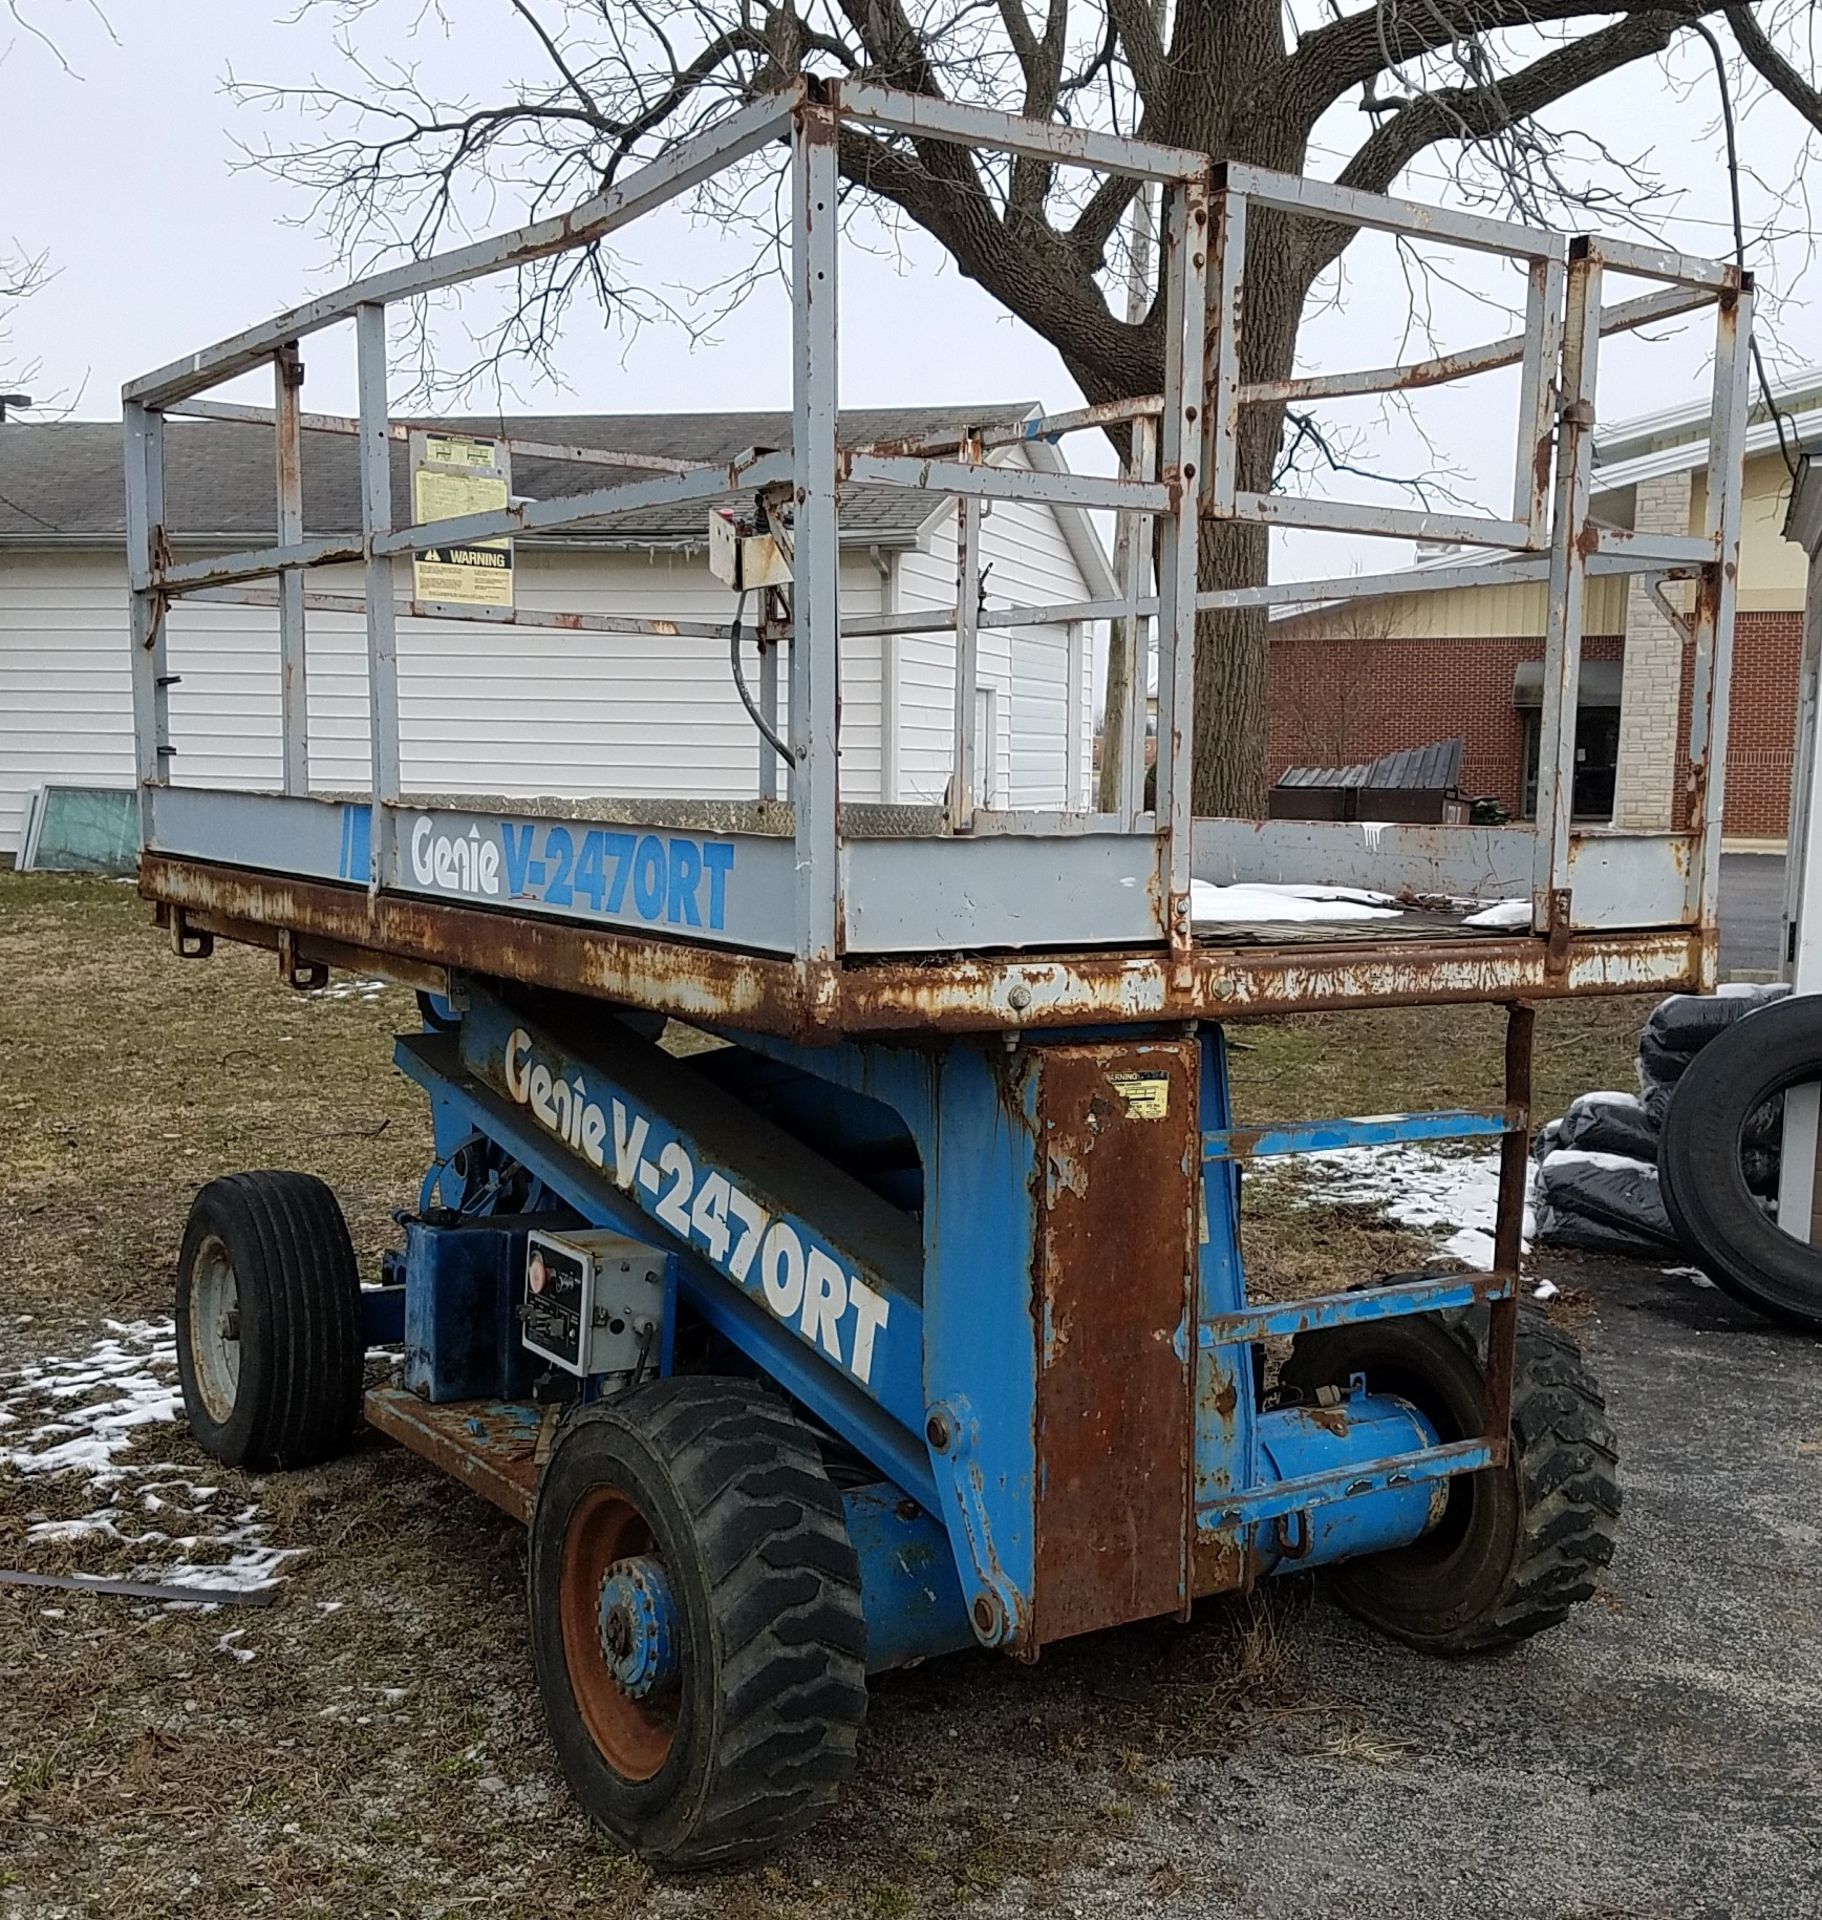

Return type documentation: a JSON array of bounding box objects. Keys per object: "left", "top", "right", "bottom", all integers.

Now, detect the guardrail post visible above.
[
  {"left": 948, "top": 429, "right": 984, "bottom": 834},
  {"left": 124, "top": 400, "right": 170, "bottom": 841},
  {"left": 791, "top": 95, "right": 841, "bottom": 968},
  {"left": 356, "top": 301, "right": 400, "bottom": 894},
  {"left": 1686, "top": 274, "right": 1753, "bottom": 943},
  {"left": 1531, "top": 241, "right": 1603, "bottom": 924},
  {"left": 1154, "top": 175, "right": 1208, "bottom": 948},
  {"left": 1482, "top": 1000, "right": 1534, "bottom": 1458},
  {"left": 757, "top": 634, "right": 782, "bottom": 802},
  {"left": 1119, "top": 415, "right": 1156, "bottom": 827},
  {"left": 1511, "top": 254, "right": 1565, "bottom": 537},
  {"left": 275, "top": 342, "right": 309, "bottom": 795},
  {"left": 1205, "top": 180, "right": 1243, "bottom": 519}
]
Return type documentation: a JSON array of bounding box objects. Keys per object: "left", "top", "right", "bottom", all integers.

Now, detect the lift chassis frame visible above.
[{"left": 369, "top": 978, "right": 1530, "bottom": 1663}]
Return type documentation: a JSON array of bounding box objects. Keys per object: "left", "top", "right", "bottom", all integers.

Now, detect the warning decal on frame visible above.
[
  {"left": 1108, "top": 1071, "right": 1170, "bottom": 1119},
  {"left": 412, "top": 432, "right": 513, "bottom": 608}
]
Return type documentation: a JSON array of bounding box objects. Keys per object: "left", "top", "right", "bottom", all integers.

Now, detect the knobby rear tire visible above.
[
  {"left": 1281, "top": 1297, "right": 1619, "bottom": 1653},
  {"left": 528, "top": 1376, "right": 868, "bottom": 1866}
]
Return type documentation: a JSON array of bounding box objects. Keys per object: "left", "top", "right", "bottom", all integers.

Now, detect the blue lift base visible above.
[{"left": 371, "top": 982, "right": 1529, "bottom": 1672}]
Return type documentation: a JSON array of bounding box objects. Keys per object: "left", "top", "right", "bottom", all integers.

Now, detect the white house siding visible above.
[
  {"left": 0, "top": 508, "right": 1095, "bottom": 854},
  {"left": 0, "top": 552, "right": 137, "bottom": 855},
  {"left": 891, "top": 450, "right": 1096, "bottom": 810}
]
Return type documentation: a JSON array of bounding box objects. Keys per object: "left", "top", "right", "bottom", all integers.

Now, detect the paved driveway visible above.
[{"left": 1719, "top": 851, "right": 1785, "bottom": 976}]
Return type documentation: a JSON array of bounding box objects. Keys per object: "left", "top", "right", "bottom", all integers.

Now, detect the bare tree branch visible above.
[
  {"left": 1728, "top": 1, "right": 1822, "bottom": 127},
  {"left": 227, "top": 0, "right": 1822, "bottom": 813},
  {"left": 1336, "top": 8, "right": 1705, "bottom": 202}
]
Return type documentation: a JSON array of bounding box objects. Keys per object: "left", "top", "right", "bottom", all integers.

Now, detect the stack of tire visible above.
[
  {"left": 1535, "top": 982, "right": 1822, "bottom": 1330},
  {"left": 1657, "top": 987, "right": 1822, "bottom": 1331}
]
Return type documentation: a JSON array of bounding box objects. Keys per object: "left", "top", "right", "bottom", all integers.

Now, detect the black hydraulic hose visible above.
[{"left": 729, "top": 590, "right": 793, "bottom": 766}]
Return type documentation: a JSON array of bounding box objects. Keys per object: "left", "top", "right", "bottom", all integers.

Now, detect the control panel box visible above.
[{"left": 521, "top": 1228, "right": 667, "bottom": 1382}]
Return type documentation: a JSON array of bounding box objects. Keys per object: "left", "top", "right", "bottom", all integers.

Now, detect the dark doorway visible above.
[{"left": 1522, "top": 705, "right": 1621, "bottom": 821}]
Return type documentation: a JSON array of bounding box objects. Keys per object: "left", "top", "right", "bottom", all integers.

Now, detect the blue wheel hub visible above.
[{"left": 597, "top": 1555, "right": 679, "bottom": 1699}]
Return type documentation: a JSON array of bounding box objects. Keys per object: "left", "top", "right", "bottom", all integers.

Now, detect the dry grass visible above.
[
  {"left": 0, "top": 872, "right": 1646, "bottom": 1917},
  {"left": 0, "top": 871, "right": 429, "bottom": 1326}
]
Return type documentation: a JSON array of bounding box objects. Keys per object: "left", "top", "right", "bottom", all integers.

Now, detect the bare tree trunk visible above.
[{"left": 1097, "top": 175, "right": 1159, "bottom": 815}]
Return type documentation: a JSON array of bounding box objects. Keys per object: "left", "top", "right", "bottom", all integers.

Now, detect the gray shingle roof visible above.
[
  {"left": 0, "top": 405, "right": 1041, "bottom": 546},
  {"left": 1276, "top": 738, "right": 1465, "bottom": 794}
]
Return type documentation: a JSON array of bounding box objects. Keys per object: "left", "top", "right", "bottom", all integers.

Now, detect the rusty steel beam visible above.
[
  {"left": 124, "top": 87, "right": 803, "bottom": 410},
  {"left": 168, "top": 397, "right": 712, "bottom": 476},
  {"left": 833, "top": 80, "right": 1207, "bottom": 181},
  {"left": 1238, "top": 282, "right": 1717, "bottom": 412},
  {"left": 1482, "top": 1001, "right": 1536, "bottom": 1458},
  {"left": 142, "top": 853, "right": 811, "bottom": 1034},
  {"left": 140, "top": 853, "right": 1709, "bottom": 1038},
  {"left": 850, "top": 395, "right": 1166, "bottom": 461},
  {"left": 364, "top": 1387, "right": 544, "bottom": 1523}
]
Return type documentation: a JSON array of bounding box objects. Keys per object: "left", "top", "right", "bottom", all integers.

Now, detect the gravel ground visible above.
[{"left": 1129, "top": 1254, "right": 1822, "bottom": 1920}]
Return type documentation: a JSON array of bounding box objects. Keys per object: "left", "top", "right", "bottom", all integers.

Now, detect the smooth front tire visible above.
[
  {"left": 174, "top": 1170, "right": 364, "bottom": 1469},
  {"left": 528, "top": 1377, "right": 868, "bottom": 1866},
  {"left": 1280, "top": 1296, "right": 1619, "bottom": 1653}
]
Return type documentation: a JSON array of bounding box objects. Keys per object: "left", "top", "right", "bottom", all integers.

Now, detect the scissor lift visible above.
[{"left": 135, "top": 80, "right": 1749, "bottom": 1861}]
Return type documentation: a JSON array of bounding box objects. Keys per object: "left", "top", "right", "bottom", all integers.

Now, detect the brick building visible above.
[{"left": 1270, "top": 379, "right": 1821, "bottom": 842}]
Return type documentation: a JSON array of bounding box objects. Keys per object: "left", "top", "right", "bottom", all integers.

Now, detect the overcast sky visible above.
[{"left": 3, "top": 1, "right": 1816, "bottom": 581}]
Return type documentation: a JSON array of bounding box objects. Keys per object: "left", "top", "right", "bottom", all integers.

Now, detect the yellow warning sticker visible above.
[
  {"left": 1108, "top": 1071, "right": 1170, "bottom": 1119},
  {"left": 421, "top": 432, "right": 501, "bottom": 471},
  {"left": 413, "top": 437, "right": 513, "bottom": 607}
]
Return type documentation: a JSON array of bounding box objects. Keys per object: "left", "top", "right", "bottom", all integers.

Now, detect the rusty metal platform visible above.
[
  {"left": 146, "top": 851, "right": 1709, "bottom": 1037},
  {"left": 120, "top": 96, "right": 1748, "bottom": 1041},
  {"left": 364, "top": 1385, "right": 548, "bottom": 1522}
]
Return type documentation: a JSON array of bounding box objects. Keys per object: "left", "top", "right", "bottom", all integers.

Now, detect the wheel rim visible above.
[
  {"left": 188, "top": 1233, "right": 242, "bottom": 1426},
  {"left": 559, "top": 1485, "right": 679, "bottom": 1782}
]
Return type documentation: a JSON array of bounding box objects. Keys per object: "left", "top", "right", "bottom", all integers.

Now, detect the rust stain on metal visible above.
[
  {"left": 1532, "top": 419, "right": 1554, "bottom": 509},
  {"left": 1544, "top": 889, "right": 1574, "bottom": 977},
  {"left": 364, "top": 1387, "right": 541, "bottom": 1523},
  {"left": 140, "top": 854, "right": 1711, "bottom": 1041},
  {"left": 141, "top": 853, "right": 813, "bottom": 1035},
  {"left": 1307, "top": 1405, "right": 1351, "bottom": 1439},
  {"left": 1030, "top": 1041, "right": 1195, "bottom": 1648}
]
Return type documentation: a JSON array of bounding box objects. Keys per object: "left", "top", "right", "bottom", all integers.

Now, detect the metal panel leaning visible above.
[{"left": 130, "top": 77, "right": 1752, "bottom": 1861}]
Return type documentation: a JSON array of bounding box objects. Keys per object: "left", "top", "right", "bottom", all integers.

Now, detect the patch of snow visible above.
[
  {"left": 1531, "top": 1277, "right": 1559, "bottom": 1301},
  {"left": 1461, "top": 898, "right": 1532, "bottom": 929},
  {"left": 1290, "top": 1143, "right": 1525, "bottom": 1269},
  {"left": 26, "top": 1510, "right": 134, "bottom": 1546},
  {"left": 0, "top": 1321, "right": 183, "bottom": 1481},
  {"left": 313, "top": 976, "right": 388, "bottom": 1002},
  {"left": 1662, "top": 1264, "right": 1717, "bottom": 1289},
  {"left": 1191, "top": 879, "right": 1403, "bottom": 925},
  {"left": 1541, "top": 1147, "right": 1655, "bottom": 1175},
  {"left": 215, "top": 1629, "right": 257, "bottom": 1665},
  {"left": 0, "top": 1322, "right": 295, "bottom": 1602}
]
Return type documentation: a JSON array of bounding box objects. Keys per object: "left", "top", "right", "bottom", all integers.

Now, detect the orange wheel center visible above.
[{"left": 558, "top": 1486, "right": 679, "bottom": 1782}]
